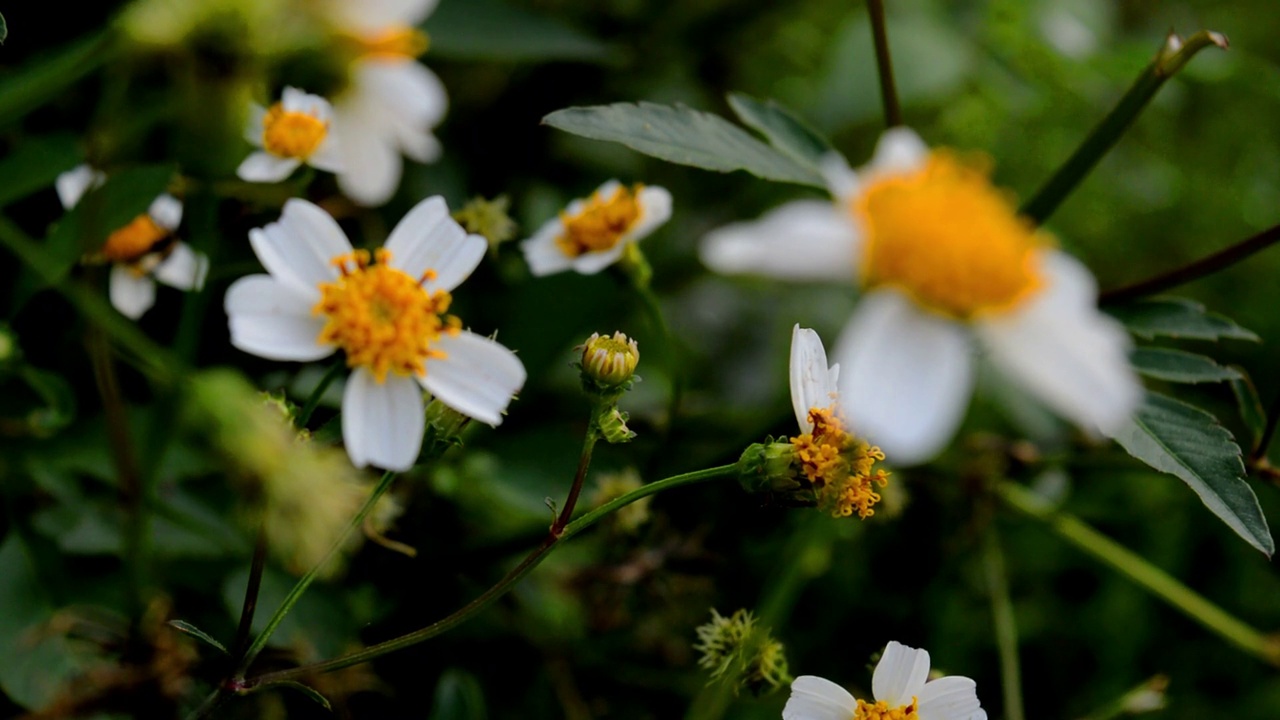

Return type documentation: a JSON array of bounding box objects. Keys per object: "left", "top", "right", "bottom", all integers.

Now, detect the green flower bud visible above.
[
  {"left": 579, "top": 331, "right": 639, "bottom": 391},
  {"left": 736, "top": 441, "right": 801, "bottom": 496},
  {"left": 694, "top": 608, "right": 791, "bottom": 696},
  {"left": 598, "top": 406, "right": 636, "bottom": 444},
  {"left": 453, "top": 195, "right": 518, "bottom": 254}
]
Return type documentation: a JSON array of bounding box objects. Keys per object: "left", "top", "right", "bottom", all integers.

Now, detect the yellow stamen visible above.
[
  {"left": 555, "top": 184, "right": 644, "bottom": 258},
  {"left": 790, "top": 407, "right": 890, "bottom": 519},
  {"left": 855, "top": 697, "right": 919, "bottom": 720},
  {"left": 262, "top": 102, "right": 328, "bottom": 159},
  {"left": 103, "top": 214, "right": 169, "bottom": 264},
  {"left": 856, "top": 152, "right": 1048, "bottom": 320},
  {"left": 353, "top": 27, "right": 430, "bottom": 59},
  {"left": 313, "top": 249, "right": 459, "bottom": 383}
]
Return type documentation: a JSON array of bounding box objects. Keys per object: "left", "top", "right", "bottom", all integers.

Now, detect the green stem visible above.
[
  {"left": 983, "top": 526, "right": 1025, "bottom": 720},
  {"left": 1020, "top": 31, "right": 1228, "bottom": 224},
  {"left": 241, "top": 464, "right": 738, "bottom": 687},
  {"left": 552, "top": 422, "right": 600, "bottom": 536},
  {"left": 866, "top": 0, "right": 902, "bottom": 128},
  {"left": 1100, "top": 223, "right": 1280, "bottom": 306},
  {"left": 294, "top": 360, "right": 346, "bottom": 429},
  {"left": 230, "top": 527, "right": 269, "bottom": 659},
  {"left": 998, "top": 482, "right": 1280, "bottom": 666},
  {"left": 1251, "top": 381, "right": 1280, "bottom": 464}
]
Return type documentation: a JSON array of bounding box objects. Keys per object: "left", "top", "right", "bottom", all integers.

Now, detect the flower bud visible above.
[
  {"left": 453, "top": 195, "right": 517, "bottom": 254},
  {"left": 694, "top": 608, "right": 791, "bottom": 696},
  {"left": 579, "top": 331, "right": 639, "bottom": 391},
  {"left": 736, "top": 441, "right": 802, "bottom": 496},
  {"left": 598, "top": 407, "right": 636, "bottom": 444}
]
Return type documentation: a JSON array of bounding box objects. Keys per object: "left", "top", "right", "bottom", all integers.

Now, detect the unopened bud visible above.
[
  {"left": 694, "top": 608, "right": 791, "bottom": 696},
  {"left": 598, "top": 406, "right": 636, "bottom": 444},
  {"left": 579, "top": 331, "right": 639, "bottom": 391},
  {"left": 736, "top": 441, "right": 801, "bottom": 496},
  {"left": 453, "top": 195, "right": 518, "bottom": 253}
]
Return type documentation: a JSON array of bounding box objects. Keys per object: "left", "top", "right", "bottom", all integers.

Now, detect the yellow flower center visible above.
[
  {"left": 314, "top": 249, "right": 460, "bottom": 383},
  {"left": 555, "top": 184, "right": 644, "bottom": 258},
  {"left": 262, "top": 102, "right": 329, "bottom": 159},
  {"left": 854, "top": 697, "right": 919, "bottom": 720},
  {"left": 103, "top": 214, "right": 170, "bottom": 264},
  {"left": 353, "top": 27, "right": 430, "bottom": 59},
  {"left": 790, "top": 407, "right": 890, "bottom": 519},
  {"left": 855, "top": 152, "right": 1048, "bottom": 320}
]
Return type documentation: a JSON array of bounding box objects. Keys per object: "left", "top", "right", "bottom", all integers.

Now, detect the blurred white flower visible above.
[
  {"left": 224, "top": 196, "right": 526, "bottom": 471},
  {"left": 238, "top": 86, "right": 342, "bottom": 182},
  {"left": 783, "top": 641, "right": 986, "bottom": 720},
  {"left": 521, "top": 180, "right": 672, "bottom": 276},
  {"left": 702, "top": 128, "right": 1139, "bottom": 465},
  {"left": 56, "top": 164, "right": 208, "bottom": 320}
]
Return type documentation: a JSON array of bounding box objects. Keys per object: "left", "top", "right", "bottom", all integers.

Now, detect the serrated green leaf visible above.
[
  {"left": 1107, "top": 297, "right": 1258, "bottom": 342},
  {"left": 428, "top": 669, "right": 488, "bottom": 720},
  {"left": 543, "top": 102, "right": 825, "bottom": 187},
  {"left": 426, "top": 0, "right": 616, "bottom": 63},
  {"left": 726, "top": 93, "right": 835, "bottom": 167},
  {"left": 0, "top": 135, "right": 82, "bottom": 207},
  {"left": 1130, "top": 348, "right": 1242, "bottom": 384},
  {"left": 1229, "top": 370, "right": 1267, "bottom": 452},
  {"left": 1112, "top": 391, "right": 1273, "bottom": 556},
  {"left": 167, "top": 620, "right": 228, "bottom": 654}
]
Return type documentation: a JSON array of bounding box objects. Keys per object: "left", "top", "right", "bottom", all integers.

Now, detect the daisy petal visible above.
[
  {"left": 327, "top": 0, "right": 439, "bottom": 34},
  {"left": 248, "top": 199, "right": 351, "bottom": 295},
  {"left": 237, "top": 152, "right": 302, "bottom": 183},
  {"left": 866, "top": 126, "right": 929, "bottom": 176},
  {"left": 872, "top": 641, "right": 931, "bottom": 706},
  {"left": 820, "top": 152, "right": 859, "bottom": 203},
  {"left": 627, "top": 185, "right": 673, "bottom": 242},
  {"left": 781, "top": 676, "right": 857, "bottom": 720},
  {"left": 570, "top": 244, "right": 628, "bottom": 275},
  {"left": 790, "top": 325, "right": 840, "bottom": 431},
  {"left": 243, "top": 103, "right": 268, "bottom": 146},
  {"left": 55, "top": 164, "right": 105, "bottom": 209},
  {"left": 148, "top": 194, "right": 183, "bottom": 232},
  {"left": 384, "top": 196, "right": 486, "bottom": 292},
  {"left": 700, "top": 200, "right": 860, "bottom": 281},
  {"left": 109, "top": 266, "right": 156, "bottom": 319},
  {"left": 917, "top": 676, "right": 983, "bottom": 720},
  {"left": 835, "top": 290, "right": 975, "bottom": 465},
  {"left": 153, "top": 242, "right": 209, "bottom": 290},
  {"left": 420, "top": 331, "right": 526, "bottom": 426},
  {"left": 342, "top": 369, "right": 425, "bottom": 471},
  {"left": 225, "top": 275, "right": 333, "bottom": 361},
  {"left": 333, "top": 102, "right": 403, "bottom": 206},
  {"left": 521, "top": 221, "right": 574, "bottom": 276},
  {"left": 308, "top": 137, "right": 344, "bottom": 174}
]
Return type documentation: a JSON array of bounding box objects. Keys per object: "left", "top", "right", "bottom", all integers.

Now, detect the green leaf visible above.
[
  {"left": 260, "top": 681, "right": 332, "bottom": 711},
  {"left": 0, "top": 31, "right": 111, "bottom": 127},
  {"left": 1130, "top": 348, "right": 1242, "bottom": 384},
  {"left": 0, "top": 135, "right": 82, "bottom": 207},
  {"left": 726, "top": 93, "right": 835, "bottom": 167},
  {"left": 426, "top": 0, "right": 616, "bottom": 63},
  {"left": 1112, "top": 392, "right": 1274, "bottom": 556},
  {"left": 428, "top": 669, "right": 488, "bottom": 720},
  {"left": 167, "top": 620, "right": 228, "bottom": 654},
  {"left": 1107, "top": 297, "right": 1258, "bottom": 342},
  {"left": 543, "top": 102, "right": 825, "bottom": 187},
  {"left": 1229, "top": 371, "right": 1267, "bottom": 452}
]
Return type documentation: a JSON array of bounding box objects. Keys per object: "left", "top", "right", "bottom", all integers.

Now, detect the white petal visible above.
[
  {"left": 342, "top": 369, "right": 425, "bottom": 471},
  {"left": 781, "top": 676, "right": 857, "bottom": 720},
  {"left": 55, "top": 164, "right": 105, "bottom": 209},
  {"left": 420, "top": 331, "right": 526, "bottom": 426},
  {"left": 248, "top": 199, "right": 351, "bottom": 295},
  {"left": 626, "top": 185, "right": 673, "bottom": 242},
  {"left": 153, "top": 243, "right": 209, "bottom": 290},
  {"left": 281, "top": 86, "right": 333, "bottom": 122},
  {"left": 917, "top": 676, "right": 984, "bottom": 720},
  {"left": 699, "top": 200, "right": 860, "bottom": 281},
  {"left": 569, "top": 243, "right": 628, "bottom": 275},
  {"left": 225, "top": 275, "right": 333, "bottom": 361},
  {"left": 384, "top": 196, "right": 486, "bottom": 292},
  {"left": 308, "top": 136, "right": 344, "bottom": 173},
  {"left": 357, "top": 60, "right": 447, "bottom": 149},
  {"left": 520, "top": 221, "right": 574, "bottom": 276},
  {"left": 237, "top": 152, "right": 302, "bottom": 183},
  {"left": 872, "top": 641, "right": 931, "bottom": 706},
  {"left": 820, "top": 152, "right": 860, "bottom": 204},
  {"left": 333, "top": 100, "right": 403, "bottom": 206},
  {"left": 977, "top": 251, "right": 1140, "bottom": 436},
  {"left": 109, "top": 266, "right": 156, "bottom": 319},
  {"left": 835, "top": 291, "right": 975, "bottom": 465},
  {"left": 866, "top": 127, "right": 930, "bottom": 177},
  {"left": 243, "top": 103, "right": 267, "bottom": 146},
  {"left": 325, "top": 0, "right": 438, "bottom": 33},
  {"left": 790, "top": 325, "right": 840, "bottom": 431},
  {"left": 148, "top": 194, "right": 183, "bottom": 232}
]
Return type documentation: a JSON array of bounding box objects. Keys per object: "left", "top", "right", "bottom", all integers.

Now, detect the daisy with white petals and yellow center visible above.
[
  {"left": 522, "top": 180, "right": 673, "bottom": 276},
  {"left": 224, "top": 197, "right": 526, "bottom": 471},
  {"left": 238, "top": 87, "right": 342, "bottom": 183},
  {"left": 789, "top": 325, "right": 889, "bottom": 519},
  {"left": 55, "top": 164, "right": 209, "bottom": 320},
  {"left": 702, "top": 128, "right": 1140, "bottom": 465},
  {"left": 783, "top": 641, "right": 986, "bottom": 720}
]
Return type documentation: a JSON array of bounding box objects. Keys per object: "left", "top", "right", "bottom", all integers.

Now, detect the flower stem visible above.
[
  {"left": 240, "top": 464, "right": 738, "bottom": 688},
  {"left": 866, "top": 0, "right": 902, "bottom": 128},
  {"left": 294, "top": 359, "right": 346, "bottom": 429},
  {"left": 998, "top": 481, "right": 1280, "bottom": 666},
  {"left": 1100, "top": 222, "right": 1280, "bottom": 305},
  {"left": 230, "top": 526, "right": 268, "bottom": 659},
  {"left": 1251, "top": 383, "right": 1280, "bottom": 464},
  {"left": 552, "top": 422, "right": 600, "bottom": 536},
  {"left": 983, "top": 525, "right": 1025, "bottom": 720},
  {"left": 1020, "top": 31, "right": 1228, "bottom": 225}
]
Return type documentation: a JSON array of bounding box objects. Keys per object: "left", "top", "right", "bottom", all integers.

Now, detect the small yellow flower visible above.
[{"left": 522, "top": 180, "right": 672, "bottom": 276}]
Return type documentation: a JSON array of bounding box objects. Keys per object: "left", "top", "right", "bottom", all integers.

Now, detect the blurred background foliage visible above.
[{"left": 0, "top": 0, "right": 1278, "bottom": 717}]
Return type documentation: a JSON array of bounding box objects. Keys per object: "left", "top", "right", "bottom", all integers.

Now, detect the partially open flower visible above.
[
  {"left": 580, "top": 331, "right": 640, "bottom": 389},
  {"left": 522, "top": 180, "right": 671, "bottom": 276}
]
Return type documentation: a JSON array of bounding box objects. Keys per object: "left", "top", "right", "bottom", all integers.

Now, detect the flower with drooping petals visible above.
[
  {"left": 224, "top": 196, "right": 526, "bottom": 471},
  {"left": 522, "top": 180, "right": 672, "bottom": 276},
  {"left": 702, "top": 128, "right": 1140, "bottom": 465},
  {"left": 783, "top": 641, "right": 986, "bottom": 720},
  {"left": 238, "top": 87, "right": 342, "bottom": 182},
  {"left": 56, "top": 164, "right": 208, "bottom": 320}
]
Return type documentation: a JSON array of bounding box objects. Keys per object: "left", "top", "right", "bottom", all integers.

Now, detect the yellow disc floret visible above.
[
  {"left": 555, "top": 184, "right": 644, "bottom": 258},
  {"left": 353, "top": 27, "right": 430, "bottom": 59},
  {"left": 855, "top": 697, "right": 919, "bottom": 720},
  {"left": 790, "top": 407, "right": 890, "bottom": 520},
  {"left": 103, "top": 214, "right": 170, "bottom": 264},
  {"left": 856, "top": 152, "right": 1048, "bottom": 320},
  {"left": 314, "top": 249, "right": 460, "bottom": 383},
  {"left": 262, "top": 103, "right": 329, "bottom": 159}
]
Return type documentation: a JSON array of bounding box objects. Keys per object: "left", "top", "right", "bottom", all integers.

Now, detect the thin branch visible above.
[
  {"left": 1101, "top": 223, "right": 1280, "bottom": 305},
  {"left": 866, "top": 0, "right": 902, "bottom": 128}
]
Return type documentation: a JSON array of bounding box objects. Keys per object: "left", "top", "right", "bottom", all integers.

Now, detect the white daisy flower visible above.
[
  {"left": 521, "top": 180, "right": 672, "bottom": 276},
  {"left": 56, "top": 164, "right": 209, "bottom": 320},
  {"left": 224, "top": 196, "right": 526, "bottom": 471},
  {"left": 319, "top": 0, "right": 447, "bottom": 206},
  {"left": 783, "top": 641, "right": 986, "bottom": 720},
  {"left": 238, "top": 87, "right": 342, "bottom": 183},
  {"left": 702, "top": 128, "right": 1140, "bottom": 465}
]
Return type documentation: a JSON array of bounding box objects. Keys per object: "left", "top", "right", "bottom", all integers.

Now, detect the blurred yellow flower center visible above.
[
  {"left": 790, "top": 406, "right": 889, "bottom": 519},
  {"left": 855, "top": 697, "right": 919, "bottom": 720},
  {"left": 356, "top": 27, "right": 430, "bottom": 59},
  {"left": 314, "top": 249, "right": 460, "bottom": 383},
  {"left": 103, "top": 214, "right": 169, "bottom": 263},
  {"left": 556, "top": 184, "right": 644, "bottom": 258},
  {"left": 262, "top": 103, "right": 328, "bottom": 159},
  {"left": 856, "top": 152, "right": 1046, "bottom": 320}
]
